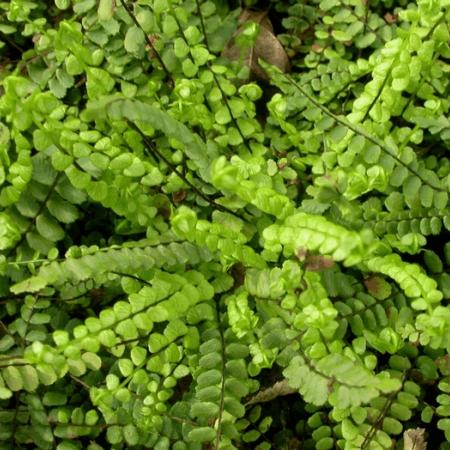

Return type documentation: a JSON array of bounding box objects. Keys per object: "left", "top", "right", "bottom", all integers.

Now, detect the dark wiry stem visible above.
[
  {"left": 118, "top": 0, "right": 173, "bottom": 84},
  {"left": 127, "top": 120, "right": 244, "bottom": 218},
  {"left": 194, "top": 0, "right": 251, "bottom": 152},
  {"left": 284, "top": 74, "right": 446, "bottom": 192}
]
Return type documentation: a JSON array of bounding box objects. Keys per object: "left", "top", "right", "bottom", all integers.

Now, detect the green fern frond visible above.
[{"left": 11, "top": 240, "right": 212, "bottom": 294}]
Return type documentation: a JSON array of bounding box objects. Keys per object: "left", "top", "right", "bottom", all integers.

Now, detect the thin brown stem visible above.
[
  {"left": 70, "top": 374, "right": 90, "bottom": 390},
  {"left": 118, "top": 0, "right": 173, "bottom": 83},
  {"left": 284, "top": 74, "right": 446, "bottom": 192},
  {"left": 194, "top": 0, "right": 251, "bottom": 152},
  {"left": 127, "top": 120, "right": 244, "bottom": 218}
]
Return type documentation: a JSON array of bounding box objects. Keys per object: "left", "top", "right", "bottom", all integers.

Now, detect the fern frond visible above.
[
  {"left": 11, "top": 240, "right": 212, "bottom": 294},
  {"left": 83, "top": 98, "right": 215, "bottom": 183},
  {"left": 365, "top": 254, "right": 442, "bottom": 311},
  {"left": 172, "top": 206, "right": 266, "bottom": 269}
]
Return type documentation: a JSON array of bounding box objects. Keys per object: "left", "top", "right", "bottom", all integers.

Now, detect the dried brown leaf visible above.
[
  {"left": 296, "top": 247, "right": 308, "bottom": 261},
  {"left": 222, "top": 9, "right": 290, "bottom": 81},
  {"left": 403, "top": 428, "right": 427, "bottom": 450},
  {"left": 435, "top": 354, "right": 450, "bottom": 376},
  {"left": 281, "top": 438, "right": 302, "bottom": 450},
  {"left": 364, "top": 275, "right": 392, "bottom": 300},
  {"left": 304, "top": 254, "right": 335, "bottom": 272},
  {"left": 229, "top": 262, "right": 246, "bottom": 288},
  {"left": 172, "top": 190, "right": 187, "bottom": 204},
  {"left": 89, "top": 288, "right": 107, "bottom": 302},
  {"left": 245, "top": 379, "right": 297, "bottom": 406},
  {"left": 296, "top": 248, "right": 334, "bottom": 271},
  {"left": 384, "top": 12, "right": 398, "bottom": 24}
]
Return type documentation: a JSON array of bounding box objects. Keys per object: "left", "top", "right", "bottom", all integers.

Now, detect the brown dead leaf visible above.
[
  {"left": 147, "top": 34, "right": 160, "bottom": 59},
  {"left": 384, "top": 12, "right": 398, "bottom": 24},
  {"left": 89, "top": 288, "right": 107, "bottom": 302},
  {"left": 172, "top": 190, "right": 187, "bottom": 204},
  {"left": 304, "top": 254, "right": 335, "bottom": 271},
  {"left": 222, "top": 9, "right": 290, "bottom": 81},
  {"left": 229, "top": 262, "right": 246, "bottom": 288},
  {"left": 435, "top": 354, "right": 450, "bottom": 376},
  {"left": 281, "top": 438, "right": 302, "bottom": 450},
  {"left": 245, "top": 379, "right": 297, "bottom": 406},
  {"left": 403, "top": 428, "right": 427, "bottom": 450},
  {"left": 364, "top": 275, "right": 392, "bottom": 300},
  {"left": 296, "top": 247, "right": 308, "bottom": 261},
  {"left": 296, "top": 248, "right": 334, "bottom": 271},
  {"left": 153, "top": 194, "right": 171, "bottom": 220}
]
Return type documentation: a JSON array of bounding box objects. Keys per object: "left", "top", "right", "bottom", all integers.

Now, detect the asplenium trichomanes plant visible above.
[{"left": 0, "top": 0, "right": 449, "bottom": 448}]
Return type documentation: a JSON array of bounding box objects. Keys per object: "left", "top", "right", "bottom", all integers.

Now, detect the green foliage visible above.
[{"left": 0, "top": 0, "right": 450, "bottom": 448}]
